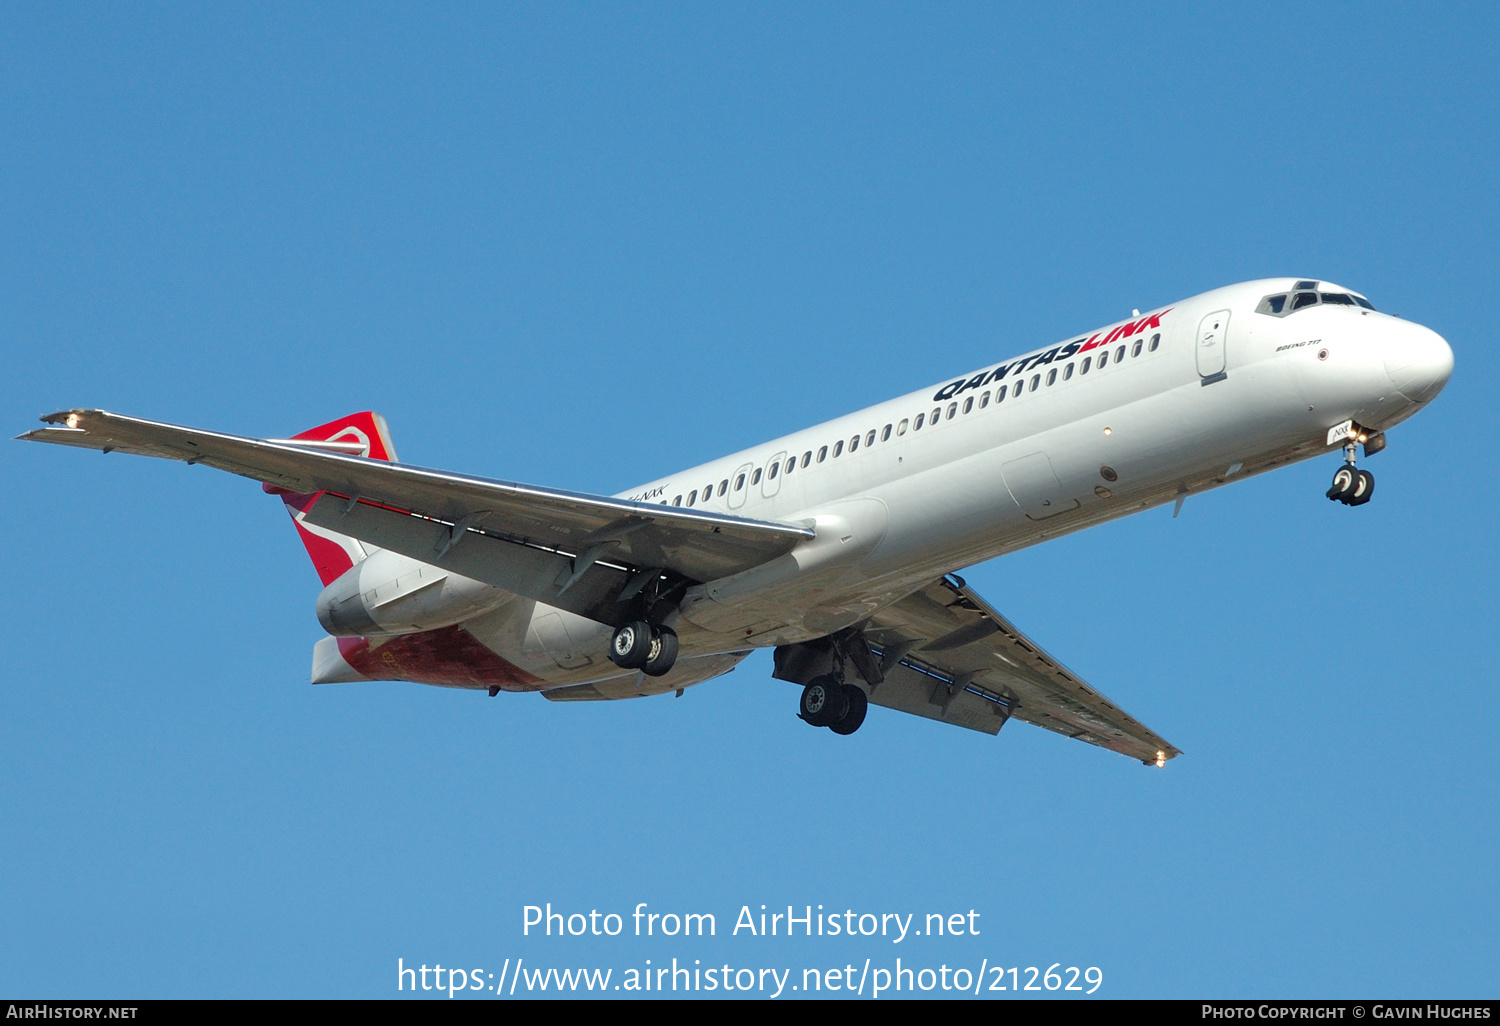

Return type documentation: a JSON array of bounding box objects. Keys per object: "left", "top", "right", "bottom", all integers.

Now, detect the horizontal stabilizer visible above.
[{"left": 311, "top": 636, "right": 369, "bottom": 684}]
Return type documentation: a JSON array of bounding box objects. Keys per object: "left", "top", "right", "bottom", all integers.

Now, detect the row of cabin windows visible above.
[{"left": 665, "top": 332, "right": 1162, "bottom": 507}]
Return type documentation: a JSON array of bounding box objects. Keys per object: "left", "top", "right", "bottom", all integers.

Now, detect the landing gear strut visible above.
[
  {"left": 1326, "top": 437, "right": 1374, "bottom": 507},
  {"left": 608, "top": 620, "right": 679, "bottom": 676}
]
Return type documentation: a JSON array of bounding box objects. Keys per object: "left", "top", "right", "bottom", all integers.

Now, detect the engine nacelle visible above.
[{"left": 316, "top": 548, "right": 505, "bottom": 637}]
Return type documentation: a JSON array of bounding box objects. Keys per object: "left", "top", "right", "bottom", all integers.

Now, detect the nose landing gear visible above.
[
  {"left": 1326, "top": 437, "right": 1375, "bottom": 507},
  {"left": 608, "top": 620, "right": 680, "bottom": 676}
]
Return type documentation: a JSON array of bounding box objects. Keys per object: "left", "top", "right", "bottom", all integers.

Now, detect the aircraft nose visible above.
[{"left": 1383, "top": 321, "right": 1454, "bottom": 404}]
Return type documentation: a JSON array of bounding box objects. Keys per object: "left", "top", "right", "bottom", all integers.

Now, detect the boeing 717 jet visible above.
[{"left": 21, "top": 279, "right": 1453, "bottom": 765}]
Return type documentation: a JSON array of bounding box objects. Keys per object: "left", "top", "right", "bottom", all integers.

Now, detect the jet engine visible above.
[{"left": 315, "top": 548, "right": 505, "bottom": 637}]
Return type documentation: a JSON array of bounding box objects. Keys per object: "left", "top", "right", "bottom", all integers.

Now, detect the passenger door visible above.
[
  {"left": 726, "top": 462, "right": 754, "bottom": 510},
  {"left": 1196, "top": 309, "right": 1230, "bottom": 382},
  {"left": 761, "top": 451, "right": 787, "bottom": 499}
]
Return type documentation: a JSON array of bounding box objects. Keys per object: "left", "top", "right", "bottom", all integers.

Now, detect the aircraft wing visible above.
[
  {"left": 19, "top": 409, "right": 814, "bottom": 624},
  {"left": 860, "top": 576, "right": 1180, "bottom": 764}
]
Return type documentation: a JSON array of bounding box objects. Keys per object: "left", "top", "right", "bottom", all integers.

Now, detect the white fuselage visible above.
[{"left": 331, "top": 278, "right": 1452, "bottom": 693}]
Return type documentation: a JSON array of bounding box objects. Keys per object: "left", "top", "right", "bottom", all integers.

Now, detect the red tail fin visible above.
[
  {"left": 291, "top": 411, "right": 399, "bottom": 462},
  {"left": 264, "top": 412, "right": 398, "bottom": 585}
]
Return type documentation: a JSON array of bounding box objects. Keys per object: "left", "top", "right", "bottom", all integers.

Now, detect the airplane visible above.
[{"left": 19, "top": 278, "right": 1453, "bottom": 766}]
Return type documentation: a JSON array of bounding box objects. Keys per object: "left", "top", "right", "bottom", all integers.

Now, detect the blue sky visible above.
[{"left": 2, "top": 2, "right": 1496, "bottom": 998}]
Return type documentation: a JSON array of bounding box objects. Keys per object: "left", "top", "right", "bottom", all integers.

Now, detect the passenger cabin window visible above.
[
  {"left": 734, "top": 474, "right": 745, "bottom": 491},
  {"left": 996, "top": 384, "right": 1007, "bottom": 402},
  {"left": 1081, "top": 356, "right": 1091, "bottom": 373},
  {"left": 1149, "top": 333, "right": 1160, "bottom": 351},
  {"left": 897, "top": 419, "right": 908, "bottom": 435},
  {"left": 913, "top": 414, "right": 924, "bottom": 430},
  {"left": 751, "top": 468, "right": 762, "bottom": 485},
  {"left": 881, "top": 424, "right": 891, "bottom": 441},
  {"left": 1064, "top": 363, "right": 1074, "bottom": 380},
  {"left": 1029, "top": 373, "right": 1040, "bottom": 391},
  {"left": 718, "top": 480, "right": 728, "bottom": 496},
  {"left": 1114, "top": 345, "right": 1125, "bottom": 363},
  {"left": 817, "top": 446, "right": 828, "bottom": 462},
  {"left": 980, "top": 390, "right": 990, "bottom": 408},
  {"left": 784, "top": 458, "right": 793, "bottom": 475},
  {"left": 802, "top": 451, "right": 811, "bottom": 467},
  {"left": 849, "top": 435, "right": 860, "bottom": 452},
  {"left": 1132, "top": 339, "right": 1143, "bottom": 357},
  {"left": 673, "top": 495, "right": 682, "bottom": 506},
  {"left": 833, "top": 441, "right": 844, "bottom": 457},
  {"left": 1046, "top": 368, "right": 1057, "bottom": 386},
  {"left": 1014, "top": 377, "right": 1025, "bottom": 395},
  {"left": 931, "top": 407, "right": 941, "bottom": 423},
  {"left": 768, "top": 462, "right": 779, "bottom": 479},
  {"left": 963, "top": 397, "right": 973, "bottom": 413},
  {"left": 946, "top": 402, "right": 957, "bottom": 419},
  {"left": 704, "top": 483, "right": 713, "bottom": 499},
  {"left": 865, "top": 430, "right": 876, "bottom": 446},
  {"left": 688, "top": 489, "right": 697, "bottom": 506}
]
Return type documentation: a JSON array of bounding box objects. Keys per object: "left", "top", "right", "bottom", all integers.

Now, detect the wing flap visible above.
[
  {"left": 301, "top": 492, "right": 633, "bottom": 623},
  {"left": 863, "top": 656, "right": 1011, "bottom": 735},
  {"left": 862, "top": 577, "right": 1180, "bottom": 763}
]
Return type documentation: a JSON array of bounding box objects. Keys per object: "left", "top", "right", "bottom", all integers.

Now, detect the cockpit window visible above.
[{"left": 1260, "top": 285, "right": 1375, "bottom": 317}]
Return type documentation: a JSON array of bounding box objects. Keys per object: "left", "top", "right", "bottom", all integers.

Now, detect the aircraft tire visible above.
[
  {"left": 829, "top": 685, "right": 868, "bottom": 735},
  {"left": 609, "top": 621, "right": 654, "bottom": 669},
  {"left": 799, "top": 675, "right": 847, "bottom": 727},
  {"left": 641, "top": 626, "right": 679, "bottom": 677},
  {"left": 1326, "top": 465, "right": 1358, "bottom": 502},
  {"left": 1347, "top": 469, "right": 1375, "bottom": 506}
]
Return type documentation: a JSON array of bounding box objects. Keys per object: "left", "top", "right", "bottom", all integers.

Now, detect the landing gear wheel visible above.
[
  {"left": 1326, "top": 465, "right": 1359, "bottom": 503},
  {"left": 799, "top": 674, "right": 848, "bottom": 727},
  {"left": 828, "top": 684, "right": 868, "bottom": 735},
  {"left": 641, "top": 625, "right": 679, "bottom": 677},
  {"left": 609, "top": 621, "right": 653, "bottom": 669},
  {"left": 1347, "top": 469, "right": 1374, "bottom": 506}
]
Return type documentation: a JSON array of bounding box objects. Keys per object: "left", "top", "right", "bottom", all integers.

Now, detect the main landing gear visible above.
[
  {"left": 789, "top": 628, "right": 879, "bottom": 736},
  {"left": 1327, "top": 436, "right": 1375, "bottom": 507},
  {"left": 608, "top": 620, "right": 679, "bottom": 676},
  {"left": 798, "top": 674, "right": 869, "bottom": 735}
]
